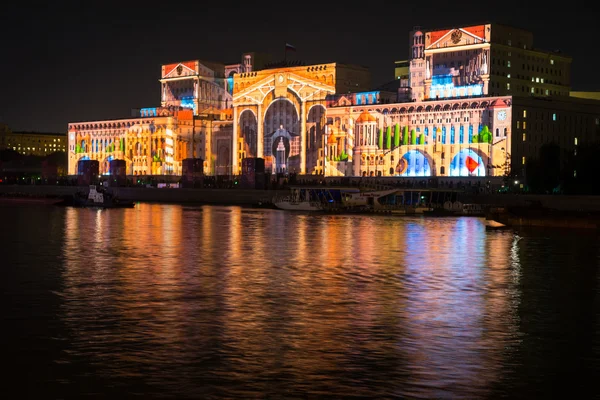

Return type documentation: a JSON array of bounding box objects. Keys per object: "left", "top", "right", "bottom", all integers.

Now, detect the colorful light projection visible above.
[
  {"left": 449, "top": 148, "right": 486, "bottom": 176},
  {"left": 180, "top": 96, "right": 196, "bottom": 114},
  {"left": 396, "top": 150, "right": 432, "bottom": 177},
  {"left": 429, "top": 75, "right": 483, "bottom": 99}
]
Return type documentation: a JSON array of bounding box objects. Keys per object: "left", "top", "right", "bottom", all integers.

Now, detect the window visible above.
[
  {"left": 574, "top": 137, "right": 578, "bottom": 145},
  {"left": 522, "top": 156, "right": 526, "bottom": 165},
  {"left": 507, "top": 83, "right": 511, "bottom": 90},
  {"left": 550, "top": 59, "right": 554, "bottom": 65},
  {"left": 507, "top": 73, "right": 511, "bottom": 78},
  {"left": 507, "top": 61, "right": 511, "bottom": 68},
  {"left": 523, "top": 133, "right": 526, "bottom": 141},
  {"left": 523, "top": 122, "right": 527, "bottom": 129},
  {"left": 531, "top": 87, "right": 535, "bottom": 94},
  {"left": 552, "top": 113, "right": 557, "bottom": 121},
  {"left": 523, "top": 110, "right": 527, "bottom": 118}
]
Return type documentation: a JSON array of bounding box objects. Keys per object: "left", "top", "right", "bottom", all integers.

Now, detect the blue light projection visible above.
[
  {"left": 180, "top": 96, "right": 195, "bottom": 109},
  {"left": 396, "top": 150, "right": 431, "bottom": 177},
  {"left": 226, "top": 77, "right": 234, "bottom": 95},
  {"left": 429, "top": 75, "right": 483, "bottom": 99},
  {"left": 140, "top": 108, "right": 158, "bottom": 117},
  {"left": 449, "top": 148, "right": 486, "bottom": 176},
  {"left": 355, "top": 91, "right": 379, "bottom": 105},
  {"left": 180, "top": 96, "right": 197, "bottom": 114}
]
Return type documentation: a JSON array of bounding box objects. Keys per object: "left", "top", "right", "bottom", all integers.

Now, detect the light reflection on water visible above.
[{"left": 2, "top": 203, "right": 599, "bottom": 399}]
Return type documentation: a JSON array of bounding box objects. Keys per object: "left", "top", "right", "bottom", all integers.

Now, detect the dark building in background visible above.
[{"left": 0, "top": 124, "right": 67, "bottom": 156}]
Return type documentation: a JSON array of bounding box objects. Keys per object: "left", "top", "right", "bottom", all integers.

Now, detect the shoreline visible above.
[{"left": 2, "top": 185, "right": 600, "bottom": 220}]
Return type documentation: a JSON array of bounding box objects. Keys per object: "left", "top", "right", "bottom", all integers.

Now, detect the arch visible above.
[
  {"left": 449, "top": 148, "right": 487, "bottom": 176},
  {"left": 306, "top": 104, "right": 327, "bottom": 173},
  {"left": 443, "top": 104, "right": 451, "bottom": 111},
  {"left": 239, "top": 109, "right": 258, "bottom": 158},
  {"left": 263, "top": 97, "right": 301, "bottom": 172},
  {"left": 396, "top": 149, "right": 434, "bottom": 177}
]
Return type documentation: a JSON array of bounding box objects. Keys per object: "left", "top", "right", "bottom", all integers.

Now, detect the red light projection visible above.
[{"left": 162, "top": 61, "right": 197, "bottom": 78}]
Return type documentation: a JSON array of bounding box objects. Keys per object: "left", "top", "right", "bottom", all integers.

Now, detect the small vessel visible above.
[
  {"left": 71, "top": 185, "right": 135, "bottom": 208},
  {"left": 272, "top": 187, "right": 325, "bottom": 211}
]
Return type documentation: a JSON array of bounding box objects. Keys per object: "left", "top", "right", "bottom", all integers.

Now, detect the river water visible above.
[{"left": 2, "top": 203, "right": 599, "bottom": 399}]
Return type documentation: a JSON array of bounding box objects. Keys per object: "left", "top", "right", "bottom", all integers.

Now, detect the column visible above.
[
  {"left": 257, "top": 103, "right": 263, "bottom": 158},
  {"left": 232, "top": 106, "right": 238, "bottom": 176},
  {"left": 300, "top": 100, "right": 306, "bottom": 174}
]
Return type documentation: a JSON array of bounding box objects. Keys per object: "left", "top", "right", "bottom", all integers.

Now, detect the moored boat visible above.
[
  {"left": 71, "top": 185, "right": 135, "bottom": 208},
  {"left": 272, "top": 186, "right": 325, "bottom": 211}
]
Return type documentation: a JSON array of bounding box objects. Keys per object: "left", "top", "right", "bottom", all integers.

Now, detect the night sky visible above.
[{"left": 2, "top": 1, "right": 597, "bottom": 133}]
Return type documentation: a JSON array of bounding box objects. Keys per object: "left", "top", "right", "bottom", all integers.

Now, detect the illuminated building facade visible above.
[
  {"left": 67, "top": 23, "right": 599, "bottom": 182},
  {"left": 0, "top": 125, "right": 66, "bottom": 156},
  {"left": 324, "top": 96, "right": 511, "bottom": 177},
  {"left": 408, "top": 23, "right": 572, "bottom": 102},
  {"left": 230, "top": 63, "right": 371, "bottom": 175}
]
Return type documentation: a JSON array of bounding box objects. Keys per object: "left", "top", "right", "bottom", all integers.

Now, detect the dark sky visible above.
[{"left": 1, "top": 1, "right": 597, "bottom": 133}]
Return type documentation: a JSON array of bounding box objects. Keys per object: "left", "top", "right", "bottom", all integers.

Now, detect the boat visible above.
[
  {"left": 272, "top": 186, "right": 398, "bottom": 213},
  {"left": 272, "top": 186, "right": 326, "bottom": 211},
  {"left": 71, "top": 185, "right": 135, "bottom": 208}
]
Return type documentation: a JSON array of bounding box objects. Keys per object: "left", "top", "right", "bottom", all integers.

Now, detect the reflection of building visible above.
[
  {"left": 0, "top": 124, "right": 66, "bottom": 156},
  {"left": 67, "top": 23, "right": 600, "bottom": 182}
]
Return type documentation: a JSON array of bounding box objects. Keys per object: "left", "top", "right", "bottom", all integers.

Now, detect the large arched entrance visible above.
[{"left": 263, "top": 99, "right": 299, "bottom": 173}]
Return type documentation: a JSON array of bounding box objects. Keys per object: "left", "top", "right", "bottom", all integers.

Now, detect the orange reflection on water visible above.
[{"left": 59, "top": 207, "right": 521, "bottom": 397}]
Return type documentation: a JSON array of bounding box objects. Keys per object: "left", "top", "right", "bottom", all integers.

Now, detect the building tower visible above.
[{"left": 409, "top": 27, "right": 426, "bottom": 102}]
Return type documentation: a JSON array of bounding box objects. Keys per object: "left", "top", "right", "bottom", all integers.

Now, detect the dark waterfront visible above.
[{"left": 2, "top": 203, "right": 599, "bottom": 399}]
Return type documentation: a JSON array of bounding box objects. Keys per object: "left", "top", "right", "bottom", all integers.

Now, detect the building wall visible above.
[
  {"left": 0, "top": 129, "right": 66, "bottom": 156},
  {"left": 411, "top": 23, "right": 572, "bottom": 101},
  {"left": 67, "top": 109, "right": 196, "bottom": 176},
  {"left": 325, "top": 96, "right": 512, "bottom": 178},
  {"left": 510, "top": 96, "right": 600, "bottom": 177}
]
